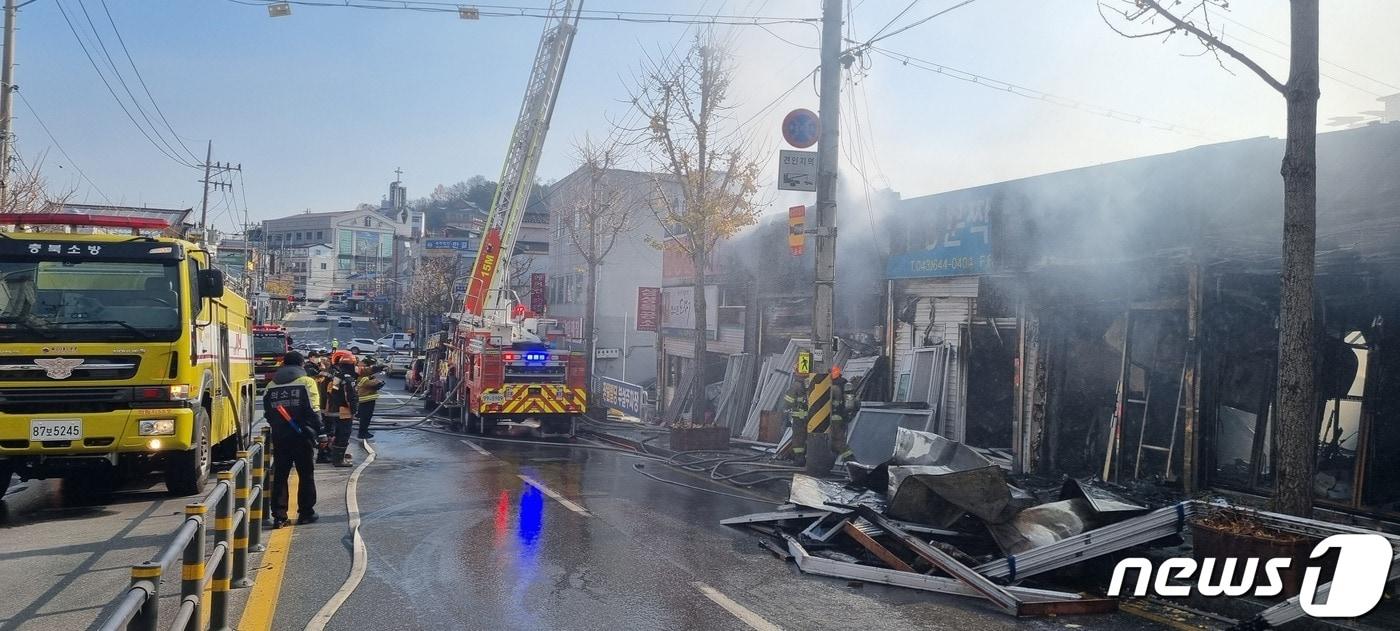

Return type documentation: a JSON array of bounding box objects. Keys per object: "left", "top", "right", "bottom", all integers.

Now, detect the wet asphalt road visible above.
[
  {"left": 0, "top": 307, "right": 1169, "bottom": 630},
  {"left": 0, "top": 306, "right": 388, "bottom": 630},
  {"left": 268, "top": 422, "right": 1169, "bottom": 631}
]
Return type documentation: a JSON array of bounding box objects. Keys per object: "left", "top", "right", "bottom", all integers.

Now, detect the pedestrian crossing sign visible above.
[{"left": 796, "top": 350, "right": 812, "bottom": 376}]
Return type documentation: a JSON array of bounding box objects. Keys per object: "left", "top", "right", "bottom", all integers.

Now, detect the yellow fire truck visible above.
[{"left": 0, "top": 214, "right": 255, "bottom": 497}]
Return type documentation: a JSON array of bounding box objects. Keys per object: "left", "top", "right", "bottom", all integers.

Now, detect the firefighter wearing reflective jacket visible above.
[
  {"left": 323, "top": 351, "right": 360, "bottom": 467},
  {"left": 830, "top": 366, "right": 854, "bottom": 461},
  {"left": 785, "top": 376, "right": 808, "bottom": 467},
  {"left": 262, "top": 351, "right": 322, "bottom": 528}
]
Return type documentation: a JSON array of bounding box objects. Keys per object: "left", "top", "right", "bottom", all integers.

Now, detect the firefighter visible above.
[
  {"left": 262, "top": 351, "right": 321, "bottom": 527},
  {"left": 323, "top": 350, "right": 360, "bottom": 467},
  {"left": 356, "top": 363, "right": 386, "bottom": 439},
  {"left": 829, "top": 365, "right": 854, "bottom": 461},
  {"left": 784, "top": 375, "right": 808, "bottom": 467}
]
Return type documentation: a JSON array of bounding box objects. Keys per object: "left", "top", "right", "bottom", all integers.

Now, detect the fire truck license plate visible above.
[{"left": 31, "top": 420, "right": 82, "bottom": 440}]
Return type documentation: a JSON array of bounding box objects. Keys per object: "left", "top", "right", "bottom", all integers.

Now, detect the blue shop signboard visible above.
[
  {"left": 885, "top": 199, "right": 992, "bottom": 279},
  {"left": 593, "top": 376, "right": 646, "bottom": 417}
]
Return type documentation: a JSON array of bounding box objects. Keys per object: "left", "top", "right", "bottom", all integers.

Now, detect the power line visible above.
[
  {"left": 96, "top": 0, "right": 202, "bottom": 163},
  {"left": 72, "top": 0, "right": 197, "bottom": 165},
  {"left": 852, "top": 0, "right": 980, "bottom": 53},
  {"left": 54, "top": 0, "right": 199, "bottom": 169},
  {"left": 867, "top": 0, "right": 922, "bottom": 43},
  {"left": 1212, "top": 13, "right": 1399, "bottom": 93},
  {"left": 225, "top": 0, "right": 817, "bottom": 25},
  {"left": 14, "top": 90, "right": 113, "bottom": 204},
  {"left": 870, "top": 45, "right": 1223, "bottom": 140},
  {"left": 1203, "top": 27, "right": 1385, "bottom": 98}
]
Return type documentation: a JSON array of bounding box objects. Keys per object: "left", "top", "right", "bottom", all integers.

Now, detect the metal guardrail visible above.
[{"left": 98, "top": 429, "right": 273, "bottom": 631}]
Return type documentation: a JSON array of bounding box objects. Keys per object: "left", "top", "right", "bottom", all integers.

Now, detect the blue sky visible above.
[{"left": 11, "top": 1, "right": 1399, "bottom": 234}]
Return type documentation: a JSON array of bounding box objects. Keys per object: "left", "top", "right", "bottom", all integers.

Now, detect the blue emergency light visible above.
[{"left": 524, "top": 351, "right": 549, "bottom": 362}]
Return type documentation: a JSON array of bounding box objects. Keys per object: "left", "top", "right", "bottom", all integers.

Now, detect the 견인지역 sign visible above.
[{"left": 778, "top": 150, "right": 817, "bottom": 192}]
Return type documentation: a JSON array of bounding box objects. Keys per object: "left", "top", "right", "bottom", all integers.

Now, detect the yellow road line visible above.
[{"left": 237, "top": 473, "right": 298, "bottom": 631}]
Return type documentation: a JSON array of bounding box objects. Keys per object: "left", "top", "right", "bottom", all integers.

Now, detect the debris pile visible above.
[
  {"left": 723, "top": 427, "right": 1157, "bottom": 617},
  {"left": 721, "top": 426, "right": 1400, "bottom": 626}
]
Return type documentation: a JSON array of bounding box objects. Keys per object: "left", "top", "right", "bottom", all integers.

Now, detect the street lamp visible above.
[{"left": 267, "top": 2, "right": 291, "bottom": 18}]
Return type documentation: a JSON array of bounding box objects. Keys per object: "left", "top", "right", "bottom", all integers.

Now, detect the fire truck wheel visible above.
[{"left": 166, "top": 407, "right": 212, "bottom": 496}]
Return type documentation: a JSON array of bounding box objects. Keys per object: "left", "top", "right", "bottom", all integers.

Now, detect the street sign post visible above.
[
  {"left": 782, "top": 109, "right": 820, "bottom": 148},
  {"left": 778, "top": 150, "right": 818, "bottom": 192},
  {"left": 796, "top": 350, "right": 812, "bottom": 376}
]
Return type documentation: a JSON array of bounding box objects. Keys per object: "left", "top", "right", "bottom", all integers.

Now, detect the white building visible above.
[
  {"left": 545, "top": 168, "right": 678, "bottom": 386},
  {"left": 262, "top": 208, "right": 412, "bottom": 297}
]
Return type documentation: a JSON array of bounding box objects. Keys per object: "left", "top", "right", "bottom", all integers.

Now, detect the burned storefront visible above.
[{"left": 893, "top": 122, "right": 1400, "bottom": 521}]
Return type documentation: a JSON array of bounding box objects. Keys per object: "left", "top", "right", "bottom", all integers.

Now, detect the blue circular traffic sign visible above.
[{"left": 782, "top": 109, "right": 820, "bottom": 148}]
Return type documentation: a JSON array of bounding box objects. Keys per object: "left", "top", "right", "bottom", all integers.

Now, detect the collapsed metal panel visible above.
[{"left": 784, "top": 535, "right": 1096, "bottom": 604}]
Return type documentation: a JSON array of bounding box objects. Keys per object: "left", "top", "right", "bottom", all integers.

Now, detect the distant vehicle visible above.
[
  {"left": 252, "top": 324, "right": 292, "bottom": 388},
  {"left": 347, "top": 338, "right": 379, "bottom": 353},
  {"left": 316, "top": 314, "right": 329, "bottom": 322},
  {"left": 315, "top": 309, "right": 328, "bottom": 315},
  {"left": 405, "top": 356, "right": 426, "bottom": 391},
  {"left": 386, "top": 354, "right": 413, "bottom": 377},
  {"left": 337, "top": 316, "right": 352, "bottom": 328},
  {"left": 377, "top": 332, "right": 413, "bottom": 351}
]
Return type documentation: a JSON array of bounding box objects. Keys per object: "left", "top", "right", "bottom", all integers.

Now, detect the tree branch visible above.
[{"left": 1133, "top": 0, "right": 1286, "bottom": 94}]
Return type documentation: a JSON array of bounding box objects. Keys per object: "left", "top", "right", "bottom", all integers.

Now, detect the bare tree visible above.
[
  {"left": 5, "top": 152, "right": 76, "bottom": 214},
  {"left": 404, "top": 256, "right": 458, "bottom": 329},
  {"left": 562, "top": 136, "right": 634, "bottom": 393},
  {"left": 507, "top": 254, "right": 537, "bottom": 300},
  {"left": 1102, "top": 0, "right": 1320, "bottom": 515},
  {"left": 633, "top": 39, "right": 763, "bottom": 424}
]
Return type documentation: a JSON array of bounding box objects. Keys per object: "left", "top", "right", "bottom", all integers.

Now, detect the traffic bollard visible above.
[
  {"left": 250, "top": 438, "right": 266, "bottom": 552},
  {"left": 261, "top": 429, "right": 275, "bottom": 530},
  {"left": 128, "top": 562, "right": 161, "bottom": 631},
  {"left": 211, "top": 472, "right": 234, "bottom": 631},
  {"left": 232, "top": 452, "right": 253, "bottom": 588},
  {"left": 180, "top": 504, "right": 206, "bottom": 631}
]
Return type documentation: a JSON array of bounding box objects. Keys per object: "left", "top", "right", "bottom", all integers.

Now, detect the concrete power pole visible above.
[
  {"left": 804, "top": 0, "right": 842, "bottom": 473},
  {"left": 199, "top": 141, "right": 213, "bottom": 232},
  {"left": 197, "top": 141, "right": 240, "bottom": 240},
  {"left": 0, "top": 0, "right": 17, "bottom": 205}
]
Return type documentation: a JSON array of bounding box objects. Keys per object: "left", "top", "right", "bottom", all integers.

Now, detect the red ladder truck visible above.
[{"left": 439, "top": 0, "right": 587, "bottom": 436}]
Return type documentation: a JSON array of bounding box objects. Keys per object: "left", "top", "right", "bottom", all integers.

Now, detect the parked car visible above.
[
  {"left": 346, "top": 338, "right": 379, "bottom": 353},
  {"left": 376, "top": 332, "right": 413, "bottom": 351},
  {"left": 386, "top": 354, "right": 413, "bottom": 377},
  {"left": 405, "top": 356, "right": 426, "bottom": 391}
]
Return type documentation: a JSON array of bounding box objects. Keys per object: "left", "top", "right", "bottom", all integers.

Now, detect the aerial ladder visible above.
[{"left": 444, "top": 0, "right": 586, "bottom": 436}]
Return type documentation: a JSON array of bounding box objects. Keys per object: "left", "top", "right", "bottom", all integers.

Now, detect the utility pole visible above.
[
  {"left": 805, "top": 0, "right": 843, "bottom": 473},
  {"left": 199, "top": 141, "right": 212, "bottom": 231},
  {"left": 0, "top": 0, "right": 17, "bottom": 205},
  {"left": 197, "top": 141, "right": 241, "bottom": 238}
]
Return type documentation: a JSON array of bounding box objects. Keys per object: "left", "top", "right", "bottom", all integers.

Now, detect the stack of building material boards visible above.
[
  {"left": 739, "top": 340, "right": 808, "bottom": 440},
  {"left": 713, "top": 353, "right": 756, "bottom": 436},
  {"left": 739, "top": 340, "right": 854, "bottom": 442}
]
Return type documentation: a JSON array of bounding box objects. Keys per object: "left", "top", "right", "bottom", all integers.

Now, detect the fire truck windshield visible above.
[
  {"left": 254, "top": 334, "right": 287, "bottom": 356},
  {"left": 0, "top": 258, "right": 182, "bottom": 342}
]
